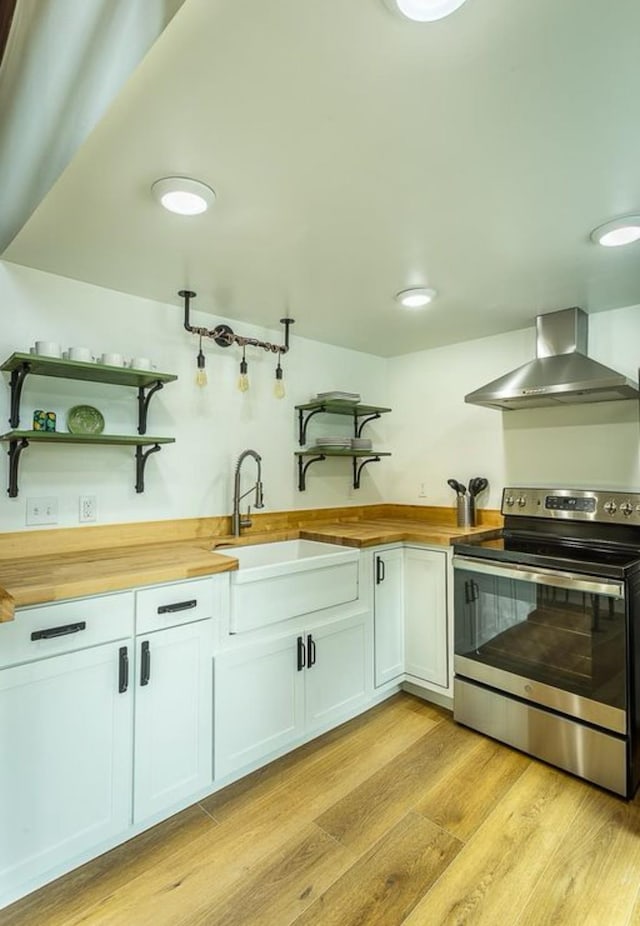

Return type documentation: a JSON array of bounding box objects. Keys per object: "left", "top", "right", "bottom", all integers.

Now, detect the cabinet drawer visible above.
[
  {"left": 0, "top": 592, "right": 134, "bottom": 670},
  {"left": 136, "top": 577, "right": 217, "bottom": 633}
]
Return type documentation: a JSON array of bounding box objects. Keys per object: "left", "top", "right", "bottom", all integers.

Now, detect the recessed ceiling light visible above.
[
  {"left": 396, "top": 287, "right": 437, "bottom": 308},
  {"left": 386, "top": 0, "right": 469, "bottom": 22},
  {"left": 151, "top": 177, "right": 216, "bottom": 215},
  {"left": 590, "top": 215, "right": 640, "bottom": 248}
]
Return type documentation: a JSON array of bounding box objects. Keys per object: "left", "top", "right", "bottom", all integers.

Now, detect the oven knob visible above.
[
  {"left": 603, "top": 500, "right": 617, "bottom": 516},
  {"left": 517, "top": 496, "right": 527, "bottom": 508},
  {"left": 504, "top": 495, "right": 515, "bottom": 507},
  {"left": 621, "top": 502, "right": 633, "bottom": 517}
]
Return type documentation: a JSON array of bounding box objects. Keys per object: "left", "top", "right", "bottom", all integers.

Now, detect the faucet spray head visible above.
[{"left": 255, "top": 481, "right": 264, "bottom": 509}]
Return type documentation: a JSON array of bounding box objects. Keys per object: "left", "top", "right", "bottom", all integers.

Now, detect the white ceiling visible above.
[{"left": 4, "top": 0, "right": 640, "bottom": 356}]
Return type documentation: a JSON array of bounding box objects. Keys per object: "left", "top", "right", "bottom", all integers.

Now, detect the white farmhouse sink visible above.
[
  {"left": 227, "top": 540, "right": 359, "bottom": 633},
  {"left": 231, "top": 540, "right": 355, "bottom": 575}
]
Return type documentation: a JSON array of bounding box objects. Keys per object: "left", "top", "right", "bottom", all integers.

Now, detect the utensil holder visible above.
[{"left": 456, "top": 495, "right": 475, "bottom": 528}]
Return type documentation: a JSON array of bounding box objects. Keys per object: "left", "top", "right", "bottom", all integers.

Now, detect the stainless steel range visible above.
[{"left": 453, "top": 487, "right": 640, "bottom": 797}]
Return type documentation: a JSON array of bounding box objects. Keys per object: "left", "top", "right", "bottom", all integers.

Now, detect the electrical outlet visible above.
[
  {"left": 26, "top": 497, "right": 58, "bottom": 525},
  {"left": 79, "top": 495, "right": 97, "bottom": 523},
  {"left": 418, "top": 482, "right": 427, "bottom": 498}
]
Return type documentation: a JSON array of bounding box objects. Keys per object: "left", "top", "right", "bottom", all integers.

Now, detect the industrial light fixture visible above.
[
  {"left": 385, "top": 0, "right": 469, "bottom": 22},
  {"left": 195, "top": 335, "right": 208, "bottom": 387},
  {"left": 237, "top": 346, "right": 250, "bottom": 393},
  {"left": 179, "top": 290, "right": 295, "bottom": 392},
  {"left": 274, "top": 357, "right": 285, "bottom": 399},
  {"left": 395, "top": 287, "right": 437, "bottom": 308},
  {"left": 151, "top": 177, "right": 216, "bottom": 215},
  {"left": 590, "top": 215, "right": 640, "bottom": 248}
]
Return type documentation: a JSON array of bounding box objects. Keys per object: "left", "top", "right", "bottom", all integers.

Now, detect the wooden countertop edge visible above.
[
  {"left": 0, "top": 519, "right": 500, "bottom": 620},
  {"left": 0, "top": 549, "right": 239, "bottom": 621}
]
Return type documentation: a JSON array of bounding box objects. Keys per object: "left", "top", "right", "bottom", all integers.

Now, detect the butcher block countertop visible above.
[
  {"left": 0, "top": 543, "right": 239, "bottom": 622},
  {"left": 298, "top": 518, "right": 497, "bottom": 548},
  {"left": 0, "top": 507, "right": 501, "bottom": 621}
]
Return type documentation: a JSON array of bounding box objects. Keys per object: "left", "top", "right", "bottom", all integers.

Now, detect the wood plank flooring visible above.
[{"left": 5, "top": 692, "right": 640, "bottom": 926}]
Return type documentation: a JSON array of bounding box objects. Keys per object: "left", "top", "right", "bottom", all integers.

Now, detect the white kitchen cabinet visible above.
[
  {"left": 214, "top": 632, "right": 305, "bottom": 779},
  {"left": 0, "top": 639, "right": 133, "bottom": 899},
  {"left": 404, "top": 546, "right": 448, "bottom": 688},
  {"left": 214, "top": 609, "right": 371, "bottom": 779},
  {"left": 372, "top": 547, "right": 405, "bottom": 687},
  {"left": 304, "top": 611, "right": 370, "bottom": 730},
  {"left": 133, "top": 618, "right": 213, "bottom": 823}
]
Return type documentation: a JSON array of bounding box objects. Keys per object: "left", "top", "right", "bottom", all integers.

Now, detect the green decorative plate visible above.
[{"left": 66, "top": 405, "right": 105, "bottom": 435}]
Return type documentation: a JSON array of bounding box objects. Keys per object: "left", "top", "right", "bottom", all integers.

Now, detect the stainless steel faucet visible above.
[{"left": 232, "top": 449, "right": 264, "bottom": 536}]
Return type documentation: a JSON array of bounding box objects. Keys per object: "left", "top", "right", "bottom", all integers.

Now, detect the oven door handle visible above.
[{"left": 452, "top": 556, "right": 625, "bottom": 599}]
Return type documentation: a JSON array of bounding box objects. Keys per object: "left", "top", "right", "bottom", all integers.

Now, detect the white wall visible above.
[
  {"left": 0, "top": 262, "right": 389, "bottom": 530},
  {"left": 388, "top": 305, "right": 640, "bottom": 509},
  {"left": 3, "top": 259, "right": 638, "bottom": 532}
]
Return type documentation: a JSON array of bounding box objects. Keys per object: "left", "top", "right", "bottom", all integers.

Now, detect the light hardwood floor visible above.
[{"left": 4, "top": 693, "right": 640, "bottom": 926}]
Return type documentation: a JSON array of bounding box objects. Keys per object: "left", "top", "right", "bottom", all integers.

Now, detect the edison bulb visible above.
[
  {"left": 274, "top": 377, "right": 285, "bottom": 399},
  {"left": 196, "top": 367, "right": 208, "bottom": 387},
  {"left": 237, "top": 371, "right": 250, "bottom": 392}
]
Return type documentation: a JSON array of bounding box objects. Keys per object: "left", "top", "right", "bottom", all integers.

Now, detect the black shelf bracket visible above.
[
  {"left": 352, "top": 455, "right": 381, "bottom": 489},
  {"left": 355, "top": 413, "right": 381, "bottom": 438},
  {"left": 135, "top": 444, "right": 161, "bottom": 493},
  {"left": 137, "top": 381, "right": 164, "bottom": 435},
  {"left": 298, "top": 454, "right": 326, "bottom": 491},
  {"left": 9, "top": 362, "right": 30, "bottom": 428},
  {"left": 7, "top": 438, "right": 29, "bottom": 498},
  {"left": 297, "top": 406, "right": 327, "bottom": 446}
]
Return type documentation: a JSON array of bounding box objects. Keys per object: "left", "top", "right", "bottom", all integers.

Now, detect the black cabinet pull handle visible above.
[
  {"left": 157, "top": 599, "right": 197, "bottom": 614},
  {"left": 31, "top": 621, "right": 86, "bottom": 641},
  {"left": 375, "top": 556, "right": 386, "bottom": 585},
  {"left": 140, "top": 640, "right": 151, "bottom": 686},
  {"left": 307, "top": 633, "right": 317, "bottom": 668},
  {"left": 297, "top": 635, "right": 306, "bottom": 672},
  {"left": 118, "top": 646, "right": 129, "bottom": 693}
]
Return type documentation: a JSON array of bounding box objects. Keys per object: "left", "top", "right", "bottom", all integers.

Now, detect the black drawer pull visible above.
[
  {"left": 140, "top": 640, "right": 151, "bottom": 686},
  {"left": 375, "top": 556, "right": 385, "bottom": 585},
  {"left": 307, "top": 633, "right": 317, "bottom": 668},
  {"left": 118, "top": 646, "right": 129, "bottom": 693},
  {"left": 297, "top": 635, "right": 306, "bottom": 672},
  {"left": 157, "top": 599, "right": 197, "bottom": 615},
  {"left": 31, "top": 621, "right": 86, "bottom": 641}
]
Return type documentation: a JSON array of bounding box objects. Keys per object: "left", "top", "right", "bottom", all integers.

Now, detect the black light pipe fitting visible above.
[{"left": 179, "top": 289, "right": 294, "bottom": 354}]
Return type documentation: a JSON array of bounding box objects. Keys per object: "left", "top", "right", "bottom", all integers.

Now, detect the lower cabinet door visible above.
[
  {"left": 305, "top": 611, "right": 370, "bottom": 732},
  {"left": 373, "top": 548, "right": 405, "bottom": 686},
  {"left": 404, "top": 547, "right": 448, "bottom": 687},
  {"left": 0, "top": 640, "right": 133, "bottom": 898},
  {"left": 214, "top": 634, "right": 305, "bottom": 780},
  {"left": 133, "top": 620, "right": 213, "bottom": 823}
]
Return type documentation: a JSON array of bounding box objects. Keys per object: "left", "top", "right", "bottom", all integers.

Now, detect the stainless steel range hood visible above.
[{"left": 465, "top": 308, "right": 639, "bottom": 410}]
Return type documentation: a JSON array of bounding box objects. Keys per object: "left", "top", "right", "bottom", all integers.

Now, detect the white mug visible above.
[
  {"left": 100, "top": 353, "right": 124, "bottom": 367},
  {"left": 129, "top": 357, "right": 152, "bottom": 371},
  {"left": 34, "top": 341, "right": 61, "bottom": 358},
  {"left": 68, "top": 346, "right": 93, "bottom": 363}
]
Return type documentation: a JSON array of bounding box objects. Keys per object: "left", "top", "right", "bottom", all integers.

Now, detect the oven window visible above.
[{"left": 454, "top": 568, "right": 626, "bottom": 710}]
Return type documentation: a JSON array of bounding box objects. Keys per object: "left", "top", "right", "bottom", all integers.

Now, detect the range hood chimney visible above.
[{"left": 465, "top": 308, "right": 639, "bottom": 410}]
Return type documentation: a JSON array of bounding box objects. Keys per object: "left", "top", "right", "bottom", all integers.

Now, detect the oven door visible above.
[{"left": 453, "top": 556, "right": 627, "bottom": 734}]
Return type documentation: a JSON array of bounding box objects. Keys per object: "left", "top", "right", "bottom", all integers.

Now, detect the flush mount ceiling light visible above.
[
  {"left": 395, "top": 287, "right": 437, "bottom": 308},
  {"left": 151, "top": 177, "right": 216, "bottom": 215},
  {"left": 385, "top": 0, "right": 468, "bottom": 22},
  {"left": 590, "top": 215, "right": 640, "bottom": 248}
]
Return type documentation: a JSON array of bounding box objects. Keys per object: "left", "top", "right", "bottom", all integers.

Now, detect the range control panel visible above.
[{"left": 501, "top": 488, "right": 640, "bottom": 525}]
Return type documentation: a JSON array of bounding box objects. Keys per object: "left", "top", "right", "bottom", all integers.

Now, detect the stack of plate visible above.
[
  {"left": 351, "top": 438, "right": 372, "bottom": 451},
  {"left": 314, "top": 437, "right": 352, "bottom": 451},
  {"left": 315, "top": 391, "right": 361, "bottom": 403}
]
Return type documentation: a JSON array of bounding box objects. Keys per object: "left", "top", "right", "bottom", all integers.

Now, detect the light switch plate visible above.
[{"left": 26, "top": 497, "right": 58, "bottom": 525}]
